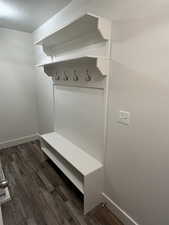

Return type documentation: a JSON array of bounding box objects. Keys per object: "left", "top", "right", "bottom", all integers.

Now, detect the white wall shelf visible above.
[
  {"left": 34, "top": 13, "right": 111, "bottom": 48},
  {"left": 37, "top": 54, "right": 110, "bottom": 77},
  {"left": 40, "top": 132, "right": 103, "bottom": 214}
]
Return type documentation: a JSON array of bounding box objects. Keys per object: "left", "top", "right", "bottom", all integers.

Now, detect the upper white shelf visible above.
[
  {"left": 41, "top": 132, "right": 103, "bottom": 176},
  {"left": 34, "top": 13, "right": 112, "bottom": 48}
]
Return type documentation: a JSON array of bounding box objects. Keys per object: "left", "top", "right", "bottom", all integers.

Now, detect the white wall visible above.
[
  {"left": 35, "top": 66, "right": 54, "bottom": 134},
  {"left": 33, "top": 0, "right": 169, "bottom": 224},
  {"left": 91, "top": 1, "right": 169, "bottom": 224},
  {"left": 0, "top": 28, "right": 38, "bottom": 143}
]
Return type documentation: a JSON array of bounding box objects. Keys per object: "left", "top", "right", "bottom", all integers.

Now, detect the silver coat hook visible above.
[
  {"left": 63, "top": 71, "right": 69, "bottom": 81},
  {"left": 85, "top": 69, "right": 91, "bottom": 81},
  {"left": 55, "top": 72, "right": 60, "bottom": 80},
  {"left": 73, "top": 70, "right": 79, "bottom": 81}
]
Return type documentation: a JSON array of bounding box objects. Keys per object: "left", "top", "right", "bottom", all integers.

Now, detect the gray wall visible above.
[
  {"left": 34, "top": 0, "right": 169, "bottom": 224},
  {"left": 0, "top": 28, "right": 38, "bottom": 143}
]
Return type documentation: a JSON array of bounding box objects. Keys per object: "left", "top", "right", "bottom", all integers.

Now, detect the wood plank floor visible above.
[{"left": 0, "top": 142, "right": 123, "bottom": 225}]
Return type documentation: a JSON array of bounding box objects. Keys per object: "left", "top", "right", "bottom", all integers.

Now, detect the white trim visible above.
[
  {"left": 102, "top": 193, "right": 140, "bottom": 225},
  {"left": 0, "top": 133, "right": 39, "bottom": 150}
]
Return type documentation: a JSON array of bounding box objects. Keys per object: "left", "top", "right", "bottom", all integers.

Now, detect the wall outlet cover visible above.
[{"left": 118, "top": 111, "right": 130, "bottom": 125}]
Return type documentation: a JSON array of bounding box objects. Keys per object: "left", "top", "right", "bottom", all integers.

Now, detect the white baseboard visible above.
[
  {"left": 0, "top": 133, "right": 40, "bottom": 150},
  {"left": 102, "top": 193, "right": 140, "bottom": 225}
]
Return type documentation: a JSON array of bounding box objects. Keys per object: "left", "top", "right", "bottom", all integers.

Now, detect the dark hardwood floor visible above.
[{"left": 0, "top": 141, "right": 123, "bottom": 225}]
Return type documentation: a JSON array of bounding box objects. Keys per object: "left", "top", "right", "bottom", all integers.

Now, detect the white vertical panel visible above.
[
  {"left": 0, "top": 208, "right": 3, "bottom": 225},
  {"left": 84, "top": 168, "right": 104, "bottom": 214},
  {"left": 54, "top": 86, "right": 104, "bottom": 162}
]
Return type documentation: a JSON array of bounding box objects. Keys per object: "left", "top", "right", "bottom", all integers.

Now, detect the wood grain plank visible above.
[{"left": 0, "top": 142, "right": 123, "bottom": 225}]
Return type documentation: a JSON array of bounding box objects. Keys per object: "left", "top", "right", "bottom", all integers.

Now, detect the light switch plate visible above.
[{"left": 118, "top": 111, "right": 130, "bottom": 125}]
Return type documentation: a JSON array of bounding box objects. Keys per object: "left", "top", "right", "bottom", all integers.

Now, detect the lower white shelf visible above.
[
  {"left": 37, "top": 55, "right": 110, "bottom": 77},
  {"left": 40, "top": 132, "right": 104, "bottom": 214},
  {"left": 42, "top": 146, "right": 84, "bottom": 193}
]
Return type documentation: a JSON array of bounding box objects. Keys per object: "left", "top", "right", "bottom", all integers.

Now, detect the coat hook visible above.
[
  {"left": 63, "top": 71, "right": 68, "bottom": 81},
  {"left": 85, "top": 69, "right": 91, "bottom": 81},
  {"left": 73, "top": 70, "right": 79, "bottom": 81},
  {"left": 55, "top": 72, "right": 60, "bottom": 80}
]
